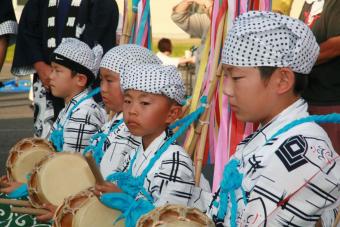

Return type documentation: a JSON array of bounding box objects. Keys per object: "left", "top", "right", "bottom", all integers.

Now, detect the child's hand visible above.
[
  {"left": 0, "top": 175, "right": 9, "bottom": 187},
  {"left": 0, "top": 181, "right": 23, "bottom": 194},
  {"left": 36, "top": 203, "right": 57, "bottom": 222},
  {"left": 94, "top": 182, "right": 122, "bottom": 196}
]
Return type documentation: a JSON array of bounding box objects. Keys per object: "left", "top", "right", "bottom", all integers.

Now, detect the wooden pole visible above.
[
  {"left": 84, "top": 153, "right": 105, "bottom": 185},
  {"left": 11, "top": 206, "right": 49, "bottom": 216},
  {"left": 334, "top": 208, "right": 340, "bottom": 227},
  {"left": 194, "top": 65, "right": 223, "bottom": 186},
  {"left": 186, "top": 2, "right": 226, "bottom": 157},
  {"left": 188, "top": 62, "right": 223, "bottom": 157},
  {"left": 0, "top": 198, "right": 31, "bottom": 207},
  {"left": 194, "top": 121, "right": 209, "bottom": 185}
]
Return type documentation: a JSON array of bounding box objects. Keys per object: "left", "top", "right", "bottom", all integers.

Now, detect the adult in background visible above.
[
  {"left": 171, "top": 0, "right": 211, "bottom": 77},
  {"left": 300, "top": 0, "right": 340, "bottom": 153},
  {"left": 156, "top": 38, "right": 194, "bottom": 67},
  {"left": 11, "top": 0, "right": 119, "bottom": 138}
]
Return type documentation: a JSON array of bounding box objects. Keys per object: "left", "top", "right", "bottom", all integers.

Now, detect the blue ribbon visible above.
[
  {"left": 268, "top": 113, "right": 340, "bottom": 142},
  {"left": 83, "top": 119, "right": 124, "bottom": 165},
  {"left": 49, "top": 123, "right": 64, "bottom": 152},
  {"left": 169, "top": 96, "right": 207, "bottom": 130},
  {"left": 217, "top": 159, "right": 247, "bottom": 227},
  {"left": 49, "top": 88, "right": 100, "bottom": 151},
  {"left": 132, "top": 0, "right": 140, "bottom": 13},
  {"left": 7, "top": 183, "right": 28, "bottom": 198},
  {"left": 135, "top": 0, "right": 151, "bottom": 48},
  {"left": 100, "top": 192, "right": 154, "bottom": 227}
]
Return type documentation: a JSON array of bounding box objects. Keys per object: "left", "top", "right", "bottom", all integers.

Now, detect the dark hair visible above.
[
  {"left": 71, "top": 70, "right": 91, "bottom": 87},
  {"left": 158, "top": 38, "right": 172, "bottom": 53},
  {"left": 258, "top": 66, "right": 308, "bottom": 95}
]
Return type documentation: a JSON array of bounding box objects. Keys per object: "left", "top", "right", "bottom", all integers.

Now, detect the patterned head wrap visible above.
[
  {"left": 100, "top": 44, "right": 162, "bottom": 77},
  {"left": 50, "top": 38, "right": 103, "bottom": 82},
  {"left": 222, "top": 11, "right": 319, "bottom": 74},
  {"left": 121, "top": 64, "right": 185, "bottom": 105}
]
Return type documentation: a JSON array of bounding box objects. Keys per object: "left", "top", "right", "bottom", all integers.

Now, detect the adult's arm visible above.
[
  {"left": 316, "top": 36, "right": 340, "bottom": 65},
  {"left": 171, "top": 0, "right": 211, "bottom": 39}
]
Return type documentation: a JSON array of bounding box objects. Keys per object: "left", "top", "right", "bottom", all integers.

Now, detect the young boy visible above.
[
  {"left": 188, "top": 11, "right": 340, "bottom": 226},
  {"left": 0, "top": 38, "right": 107, "bottom": 225},
  {"left": 11, "top": 0, "right": 119, "bottom": 138},
  {"left": 49, "top": 38, "right": 107, "bottom": 152},
  {"left": 86, "top": 44, "right": 162, "bottom": 178},
  {"left": 16, "top": 45, "right": 162, "bottom": 224},
  {"left": 95, "top": 64, "right": 197, "bottom": 224}
]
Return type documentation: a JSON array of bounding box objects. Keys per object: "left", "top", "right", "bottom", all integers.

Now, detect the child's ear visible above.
[
  {"left": 276, "top": 68, "right": 295, "bottom": 95},
  {"left": 76, "top": 73, "right": 88, "bottom": 87},
  {"left": 165, "top": 104, "right": 182, "bottom": 124}
]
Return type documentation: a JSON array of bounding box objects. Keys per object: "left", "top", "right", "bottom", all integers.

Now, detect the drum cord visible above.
[
  {"left": 49, "top": 88, "right": 101, "bottom": 152},
  {"left": 83, "top": 118, "right": 124, "bottom": 164}
]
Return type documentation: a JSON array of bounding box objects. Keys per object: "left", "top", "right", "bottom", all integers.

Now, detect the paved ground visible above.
[{"left": 0, "top": 63, "right": 34, "bottom": 176}]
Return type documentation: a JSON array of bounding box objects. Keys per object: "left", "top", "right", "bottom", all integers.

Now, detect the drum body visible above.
[
  {"left": 28, "top": 152, "right": 95, "bottom": 207},
  {"left": 137, "top": 204, "right": 215, "bottom": 227},
  {"left": 6, "top": 137, "right": 55, "bottom": 183},
  {"left": 53, "top": 189, "right": 125, "bottom": 227}
]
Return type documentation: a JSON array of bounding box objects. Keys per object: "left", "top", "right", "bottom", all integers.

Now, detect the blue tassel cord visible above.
[
  {"left": 7, "top": 183, "right": 28, "bottom": 198},
  {"left": 100, "top": 192, "right": 154, "bottom": 227},
  {"left": 49, "top": 88, "right": 100, "bottom": 151},
  {"left": 217, "top": 159, "right": 247, "bottom": 227},
  {"left": 269, "top": 113, "right": 340, "bottom": 141},
  {"left": 83, "top": 119, "right": 124, "bottom": 165}
]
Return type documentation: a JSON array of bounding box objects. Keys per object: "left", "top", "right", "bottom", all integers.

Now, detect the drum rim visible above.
[
  {"left": 137, "top": 204, "right": 215, "bottom": 227},
  {"left": 53, "top": 189, "right": 95, "bottom": 226},
  {"left": 28, "top": 152, "right": 95, "bottom": 207},
  {"left": 54, "top": 189, "right": 125, "bottom": 227},
  {"left": 6, "top": 137, "right": 55, "bottom": 183}
]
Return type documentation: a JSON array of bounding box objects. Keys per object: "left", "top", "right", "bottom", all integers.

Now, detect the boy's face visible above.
[
  {"left": 50, "top": 62, "right": 75, "bottom": 98},
  {"left": 100, "top": 68, "right": 124, "bottom": 112},
  {"left": 223, "top": 65, "right": 277, "bottom": 125},
  {"left": 123, "top": 89, "right": 181, "bottom": 145}
]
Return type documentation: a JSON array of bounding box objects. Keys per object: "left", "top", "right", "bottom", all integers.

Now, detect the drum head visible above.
[
  {"left": 7, "top": 138, "right": 54, "bottom": 183},
  {"left": 36, "top": 153, "right": 95, "bottom": 206},
  {"left": 73, "top": 196, "right": 124, "bottom": 227},
  {"left": 137, "top": 204, "right": 214, "bottom": 227},
  {"left": 53, "top": 190, "right": 125, "bottom": 227}
]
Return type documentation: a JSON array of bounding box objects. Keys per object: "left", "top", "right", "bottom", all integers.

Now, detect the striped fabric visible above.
[
  {"left": 119, "top": 129, "right": 196, "bottom": 207},
  {"left": 98, "top": 113, "right": 142, "bottom": 179},
  {"left": 50, "top": 89, "right": 107, "bottom": 152}
]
